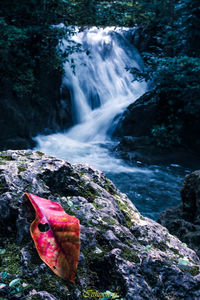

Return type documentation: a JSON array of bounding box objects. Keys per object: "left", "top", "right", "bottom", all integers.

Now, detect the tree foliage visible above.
[
  {"left": 0, "top": 0, "right": 71, "bottom": 100},
  {"left": 129, "top": 0, "right": 200, "bottom": 149},
  {"left": 0, "top": 0, "right": 199, "bottom": 151}
]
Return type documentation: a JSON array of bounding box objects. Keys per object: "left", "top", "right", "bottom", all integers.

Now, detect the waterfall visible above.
[
  {"left": 35, "top": 27, "right": 147, "bottom": 172},
  {"left": 35, "top": 27, "right": 186, "bottom": 221}
]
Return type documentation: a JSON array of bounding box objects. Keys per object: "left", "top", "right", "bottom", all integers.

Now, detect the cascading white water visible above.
[
  {"left": 35, "top": 27, "right": 186, "bottom": 220},
  {"left": 35, "top": 27, "right": 147, "bottom": 172},
  {"left": 61, "top": 27, "right": 146, "bottom": 139}
]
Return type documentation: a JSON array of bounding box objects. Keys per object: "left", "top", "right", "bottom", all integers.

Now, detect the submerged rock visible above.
[
  {"left": 159, "top": 170, "right": 200, "bottom": 258},
  {"left": 0, "top": 150, "right": 200, "bottom": 300}
]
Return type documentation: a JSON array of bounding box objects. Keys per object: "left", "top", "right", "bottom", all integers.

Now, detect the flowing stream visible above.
[{"left": 35, "top": 27, "right": 189, "bottom": 220}]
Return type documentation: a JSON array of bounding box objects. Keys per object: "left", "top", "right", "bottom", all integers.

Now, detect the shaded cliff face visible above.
[
  {"left": 0, "top": 72, "right": 72, "bottom": 151},
  {"left": 0, "top": 150, "right": 200, "bottom": 300}
]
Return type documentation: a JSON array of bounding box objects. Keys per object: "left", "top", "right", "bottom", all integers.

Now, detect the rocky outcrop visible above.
[
  {"left": 0, "top": 79, "right": 72, "bottom": 151},
  {"left": 112, "top": 90, "right": 163, "bottom": 165},
  {"left": 123, "top": 26, "right": 156, "bottom": 54},
  {"left": 159, "top": 171, "right": 200, "bottom": 259},
  {"left": 113, "top": 90, "right": 200, "bottom": 167},
  {"left": 112, "top": 91, "right": 176, "bottom": 165},
  {"left": 113, "top": 90, "right": 158, "bottom": 139},
  {"left": 0, "top": 150, "right": 200, "bottom": 299}
]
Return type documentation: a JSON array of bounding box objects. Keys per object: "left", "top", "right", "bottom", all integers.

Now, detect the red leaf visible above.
[{"left": 25, "top": 193, "right": 80, "bottom": 282}]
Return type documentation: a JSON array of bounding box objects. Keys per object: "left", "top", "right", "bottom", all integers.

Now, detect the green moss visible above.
[
  {"left": 153, "top": 241, "right": 168, "bottom": 252},
  {"left": 24, "top": 152, "right": 32, "bottom": 157},
  {"left": 116, "top": 200, "right": 134, "bottom": 228},
  {"left": 1, "top": 155, "right": 14, "bottom": 161},
  {"left": 116, "top": 200, "right": 128, "bottom": 211},
  {"left": 93, "top": 202, "right": 104, "bottom": 210},
  {"left": 179, "top": 265, "right": 199, "bottom": 276},
  {"left": 123, "top": 212, "right": 133, "bottom": 227},
  {"left": 77, "top": 170, "right": 85, "bottom": 177},
  {"left": 121, "top": 248, "right": 140, "bottom": 263},
  {"left": 188, "top": 266, "right": 199, "bottom": 276},
  {"left": 25, "top": 185, "right": 33, "bottom": 193},
  {"left": 18, "top": 165, "right": 27, "bottom": 173},
  {"left": 164, "top": 234, "right": 171, "bottom": 243},
  {"left": 80, "top": 249, "right": 106, "bottom": 289},
  {"left": 1, "top": 240, "right": 21, "bottom": 277},
  {"left": 104, "top": 179, "right": 115, "bottom": 195},
  {"left": 79, "top": 181, "right": 98, "bottom": 202},
  {"left": 36, "top": 151, "right": 44, "bottom": 157},
  {"left": 82, "top": 247, "right": 106, "bottom": 263},
  {"left": 88, "top": 219, "right": 94, "bottom": 226},
  {"left": 125, "top": 217, "right": 134, "bottom": 228},
  {"left": 1, "top": 240, "right": 76, "bottom": 300},
  {"left": 95, "top": 225, "right": 108, "bottom": 233},
  {"left": 30, "top": 272, "right": 67, "bottom": 299},
  {"left": 84, "top": 190, "right": 96, "bottom": 201},
  {"left": 102, "top": 217, "right": 117, "bottom": 225},
  {"left": 171, "top": 248, "right": 179, "bottom": 255}
]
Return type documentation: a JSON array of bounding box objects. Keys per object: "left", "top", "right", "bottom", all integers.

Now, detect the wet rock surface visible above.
[
  {"left": 0, "top": 150, "right": 200, "bottom": 300},
  {"left": 159, "top": 170, "right": 200, "bottom": 259},
  {"left": 113, "top": 90, "right": 158, "bottom": 139},
  {"left": 113, "top": 90, "right": 200, "bottom": 168}
]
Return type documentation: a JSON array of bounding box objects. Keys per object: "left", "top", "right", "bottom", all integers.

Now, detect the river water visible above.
[{"left": 35, "top": 27, "right": 190, "bottom": 220}]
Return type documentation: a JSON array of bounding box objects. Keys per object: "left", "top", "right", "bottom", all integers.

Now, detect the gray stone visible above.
[{"left": 0, "top": 150, "right": 200, "bottom": 300}]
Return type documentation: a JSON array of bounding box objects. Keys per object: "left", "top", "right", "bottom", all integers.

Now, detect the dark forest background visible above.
[{"left": 0, "top": 0, "right": 200, "bottom": 151}]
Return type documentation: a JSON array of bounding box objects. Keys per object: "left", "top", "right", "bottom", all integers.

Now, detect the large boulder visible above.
[
  {"left": 113, "top": 90, "right": 200, "bottom": 167},
  {"left": 0, "top": 150, "right": 200, "bottom": 300},
  {"left": 159, "top": 170, "right": 200, "bottom": 258},
  {"left": 113, "top": 90, "right": 158, "bottom": 139},
  {"left": 112, "top": 90, "right": 163, "bottom": 165}
]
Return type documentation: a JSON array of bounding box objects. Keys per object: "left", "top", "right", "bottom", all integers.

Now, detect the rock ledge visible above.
[{"left": 0, "top": 150, "right": 199, "bottom": 300}]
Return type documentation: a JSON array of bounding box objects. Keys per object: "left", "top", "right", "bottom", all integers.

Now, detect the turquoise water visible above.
[{"left": 107, "top": 163, "right": 189, "bottom": 220}]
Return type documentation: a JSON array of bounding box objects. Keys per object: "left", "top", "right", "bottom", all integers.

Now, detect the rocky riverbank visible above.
[
  {"left": 159, "top": 170, "right": 200, "bottom": 259},
  {"left": 113, "top": 90, "right": 200, "bottom": 168},
  {"left": 0, "top": 150, "right": 200, "bottom": 299}
]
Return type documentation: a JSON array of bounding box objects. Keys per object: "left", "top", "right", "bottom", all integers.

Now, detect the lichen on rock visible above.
[{"left": 0, "top": 150, "right": 200, "bottom": 300}]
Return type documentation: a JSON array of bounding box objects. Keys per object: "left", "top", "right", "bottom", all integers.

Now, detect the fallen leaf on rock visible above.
[{"left": 25, "top": 193, "right": 80, "bottom": 282}]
